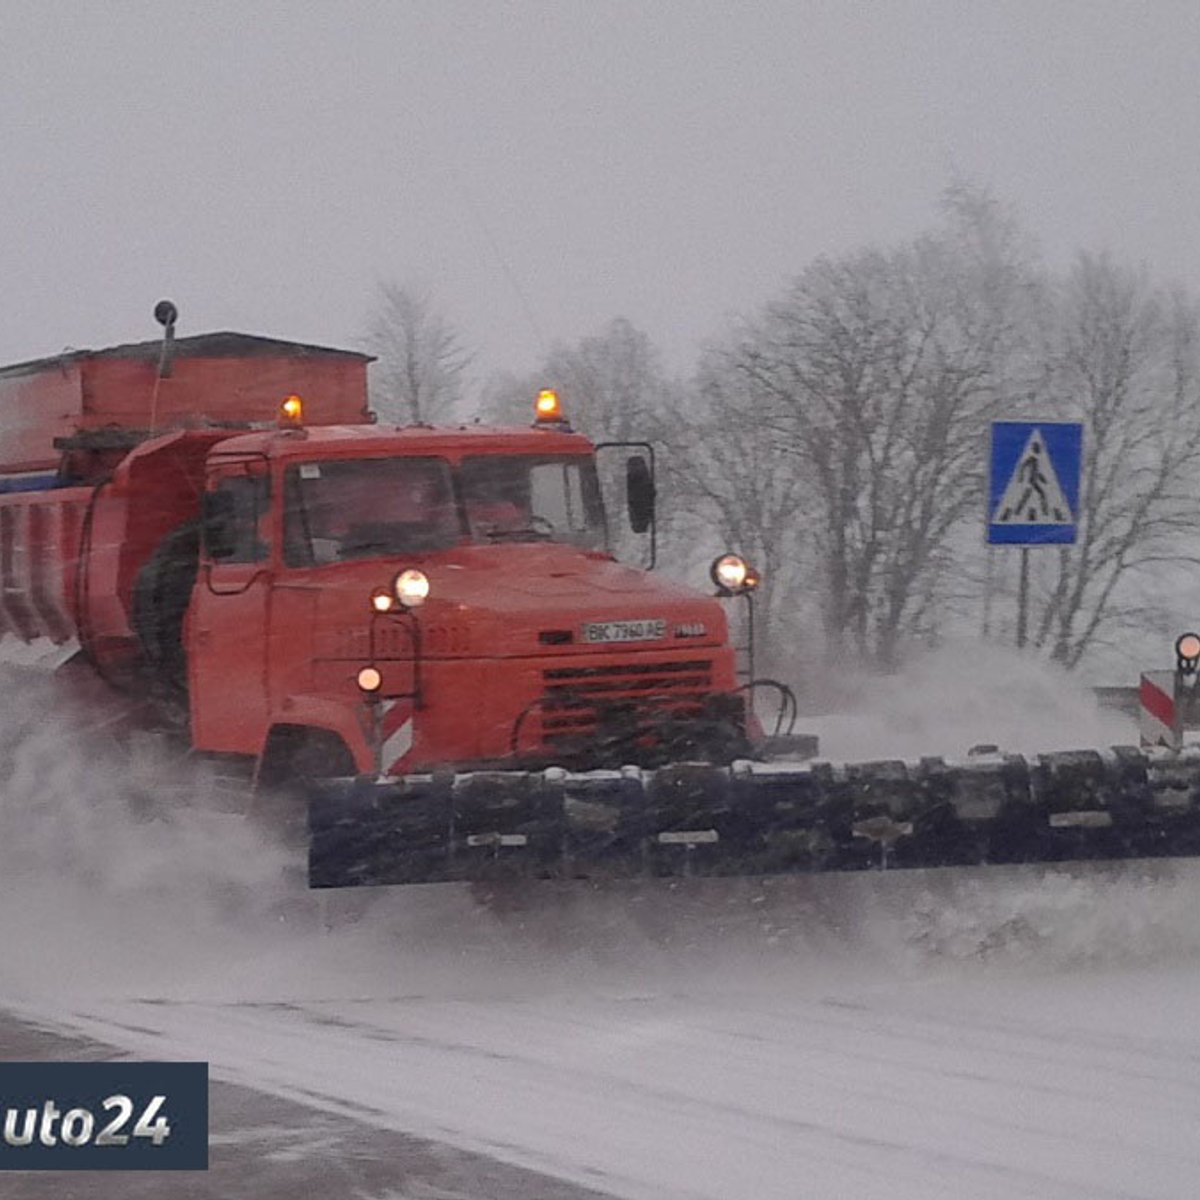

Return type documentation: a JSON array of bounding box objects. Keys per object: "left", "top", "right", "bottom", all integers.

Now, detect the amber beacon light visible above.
[
  {"left": 279, "top": 394, "right": 304, "bottom": 427},
  {"left": 534, "top": 388, "right": 563, "bottom": 424}
]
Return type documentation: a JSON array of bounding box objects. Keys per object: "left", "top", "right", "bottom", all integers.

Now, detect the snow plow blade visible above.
[{"left": 307, "top": 747, "right": 1200, "bottom": 888}]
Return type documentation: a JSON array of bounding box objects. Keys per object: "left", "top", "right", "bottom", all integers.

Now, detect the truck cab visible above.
[{"left": 192, "top": 411, "right": 743, "bottom": 782}]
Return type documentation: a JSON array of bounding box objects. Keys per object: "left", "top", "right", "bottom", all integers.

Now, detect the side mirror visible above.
[
  {"left": 202, "top": 490, "right": 237, "bottom": 561},
  {"left": 626, "top": 455, "right": 655, "bottom": 534}
]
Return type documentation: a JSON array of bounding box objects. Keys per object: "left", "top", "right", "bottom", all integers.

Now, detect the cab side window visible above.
[{"left": 204, "top": 473, "right": 270, "bottom": 564}]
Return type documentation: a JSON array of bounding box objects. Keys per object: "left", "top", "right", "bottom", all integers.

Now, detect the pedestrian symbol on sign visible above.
[
  {"left": 992, "top": 429, "right": 1072, "bottom": 525},
  {"left": 987, "top": 420, "right": 1081, "bottom": 546}
]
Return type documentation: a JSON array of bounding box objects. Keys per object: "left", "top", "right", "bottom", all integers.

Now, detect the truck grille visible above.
[{"left": 539, "top": 658, "right": 714, "bottom": 746}]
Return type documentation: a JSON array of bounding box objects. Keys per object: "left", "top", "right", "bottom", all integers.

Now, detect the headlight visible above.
[
  {"left": 710, "top": 553, "right": 752, "bottom": 595},
  {"left": 370, "top": 587, "right": 394, "bottom": 614},
  {"left": 393, "top": 568, "right": 430, "bottom": 608},
  {"left": 357, "top": 665, "right": 382, "bottom": 693}
]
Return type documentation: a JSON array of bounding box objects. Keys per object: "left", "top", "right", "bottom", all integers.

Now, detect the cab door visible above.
[{"left": 188, "top": 458, "right": 272, "bottom": 754}]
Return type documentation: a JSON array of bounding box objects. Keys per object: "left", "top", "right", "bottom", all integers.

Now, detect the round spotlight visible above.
[
  {"left": 710, "top": 553, "right": 750, "bottom": 594},
  {"left": 1176, "top": 632, "right": 1200, "bottom": 662},
  {"left": 370, "top": 587, "right": 394, "bottom": 614},
  {"left": 357, "top": 665, "right": 383, "bottom": 693},
  {"left": 393, "top": 568, "right": 430, "bottom": 608}
]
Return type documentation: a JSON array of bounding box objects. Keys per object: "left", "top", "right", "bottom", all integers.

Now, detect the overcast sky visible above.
[{"left": 4, "top": 1, "right": 1200, "bottom": 387}]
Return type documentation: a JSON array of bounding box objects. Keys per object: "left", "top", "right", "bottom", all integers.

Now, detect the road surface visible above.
[{"left": 3, "top": 854, "right": 1199, "bottom": 1199}]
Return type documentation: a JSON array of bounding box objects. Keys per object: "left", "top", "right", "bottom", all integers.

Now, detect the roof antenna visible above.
[
  {"left": 154, "top": 299, "right": 178, "bottom": 379},
  {"left": 149, "top": 299, "right": 178, "bottom": 433}
]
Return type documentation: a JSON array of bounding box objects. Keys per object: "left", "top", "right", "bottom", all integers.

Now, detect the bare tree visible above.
[
  {"left": 544, "top": 318, "right": 666, "bottom": 441},
  {"left": 1024, "top": 255, "right": 1200, "bottom": 666},
  {"left": 363, "top": 282, "right": 472, "bottom": 424},
  {"left": 728, "top": 234, "right": 1014, "bottom": 667},
  {"left": 667, "top": 184, "right": 1047, "bottom": 671},
  {"left": 663, "top": 346, "right": 813, "bottom": 667}
]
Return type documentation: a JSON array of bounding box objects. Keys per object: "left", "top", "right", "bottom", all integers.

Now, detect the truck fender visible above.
[{"left": 256, "top": 699, "right": 373, "bottom": 786}]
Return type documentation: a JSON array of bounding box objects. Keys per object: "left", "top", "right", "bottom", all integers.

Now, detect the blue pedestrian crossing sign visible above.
[{"left": 987, "top": 421, "right": 1083, "bottom": 545}]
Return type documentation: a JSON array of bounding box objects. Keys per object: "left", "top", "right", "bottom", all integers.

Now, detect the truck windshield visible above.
[
  {"left": 460, "top": 454, "right": 607, "bottom": 550},
  {"left": 283, "top": 457, "right": 459, "bottom": 566},
  {"left": 282, "top": 453, "right": 608, "bottom": 566}
]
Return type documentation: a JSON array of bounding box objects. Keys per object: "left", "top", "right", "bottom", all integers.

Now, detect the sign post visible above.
[{"left": 986, "top": 421, "right": 1084, "bottom": 647}]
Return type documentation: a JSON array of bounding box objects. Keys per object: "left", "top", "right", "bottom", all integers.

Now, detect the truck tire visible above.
[
  {"left": 254, "top": 726, "right": 357, "bottom": 845},
  {"left": 132, "top": 519, "right": 201, "bottom": 694}
]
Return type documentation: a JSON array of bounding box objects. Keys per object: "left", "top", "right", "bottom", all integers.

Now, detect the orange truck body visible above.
[{"left": 0, "top": 331, "right": 742, "bottom": 783}]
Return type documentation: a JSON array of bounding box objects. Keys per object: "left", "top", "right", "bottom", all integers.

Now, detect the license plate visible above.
[{"left": 581, "top": 619, "right": 666, "bottom": 644}]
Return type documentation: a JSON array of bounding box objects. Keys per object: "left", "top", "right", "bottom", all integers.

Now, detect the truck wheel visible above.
[
  {"left": 132, "top": 519, "right": 201, "bottom": 694},
  {"left": 254, "top": 726, "right": 356, "bottom": 845}
]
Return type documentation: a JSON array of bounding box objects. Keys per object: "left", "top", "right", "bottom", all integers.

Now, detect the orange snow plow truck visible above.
[{"left": 2, "top": 304, "right": 1199, "bottom": 889}]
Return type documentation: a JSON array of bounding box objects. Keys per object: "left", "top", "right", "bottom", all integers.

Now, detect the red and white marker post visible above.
[
  {"left": 1139, "top": 671, "right": 1179, "bottom": 750},
  {"left": 1140, "top": 632, "right": 1200, "bottom": 752}
]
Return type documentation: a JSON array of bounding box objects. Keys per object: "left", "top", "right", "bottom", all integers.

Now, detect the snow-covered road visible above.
[
  {"left": 6, "top": 861, "right": 1200, "bottom": 1200},
  {"left": 2, "top": 678, "right": 1198, "bottom": 1198},
  {"left": 31, "top": 964, "right": 1200, "bottom": 1200}
]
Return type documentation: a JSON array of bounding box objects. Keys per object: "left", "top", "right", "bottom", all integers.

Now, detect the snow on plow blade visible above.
[{"left": 307, "top": 747, "right": 1200, "bottom": 888}]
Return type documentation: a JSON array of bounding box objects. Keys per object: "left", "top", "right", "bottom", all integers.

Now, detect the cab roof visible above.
[{"left": 211, "top": 422, "right": 595, "bottom": 461}]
